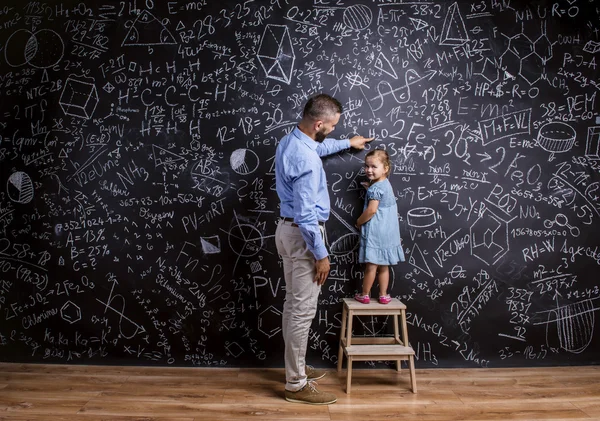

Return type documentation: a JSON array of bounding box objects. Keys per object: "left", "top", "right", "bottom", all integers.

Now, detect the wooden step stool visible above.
[{"left": 337, "top": 297, "right": 417, "bottom": 394}]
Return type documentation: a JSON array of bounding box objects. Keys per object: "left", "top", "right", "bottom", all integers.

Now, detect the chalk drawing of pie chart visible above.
[
  {"left": 7, "top": 172, "right": 34, "bottom": 204},
  {"left": 230, "top": 148, "right": 259, "bottom": 175},
  {"left": 4, "top": 29, "right": 64, "bottom": 69},
  {"left": 228, "top": 223, "right": 263, "bottom": 257}
]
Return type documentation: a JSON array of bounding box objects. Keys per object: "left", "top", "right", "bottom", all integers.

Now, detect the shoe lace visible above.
[{"left": 307, "top": 380, "right": 319, "bottom": 393}]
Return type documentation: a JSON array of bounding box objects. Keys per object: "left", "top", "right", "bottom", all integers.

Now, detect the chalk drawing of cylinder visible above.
[
  {"left": 548, "top": 300, "right": 595, "bottom": 354},
  {"left": 537, "top": 122, "right": 576, "bottom": 153},
  {"left": 59, "top": 76, "right": 99, "bottom": 120},
  {"left": 407, "top": 207, "right": 436, "bottom": 228}
]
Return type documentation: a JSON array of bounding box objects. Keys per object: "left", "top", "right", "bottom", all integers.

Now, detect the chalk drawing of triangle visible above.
[
  {"left": 374, "top": 52, "right": 398, "bottom": 79},
  {"left": 346, "top": 169, "right": 367, "bottom": 191},
  {"left": 439, "top": 2, "right": 469, "bottom": 46},
  {"left": 408, "top": 243, "right": 433, "bottom": 277},
  {"left": 409, "top": 17, "right": 429, "bottom": 31},
  {"left": 152, "top": 145, "right": 186, "bottom": 168},
  {"left": 201, "top": 236, "right": 221, "bottom": 254},
  {"left": 122, "top": 10, "right": 177, "bottom": 46}
]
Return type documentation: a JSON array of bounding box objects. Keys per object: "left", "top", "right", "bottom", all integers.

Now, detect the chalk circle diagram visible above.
[
  {"left": 228, "top": 221, "right": 264, "bottom": 257},
  {"left": 7, "top": 171, "right": 34, "bottom": 204},
  {"left": 122, "top": 10, "right": 176, "bottom": 46},
  {"left": 230, "top": 148, "right": 259, "bottom": 175},
  {"left": 407, "top": 207, "right": 436, "bottom": 228},
  {"left": 4, "top": 29, "right": 64, "bottom": 68},
  {"left": 537, "top": 122, "right": 576, "bottom": 153},
  {"left": 343, "top": 4, "right": 373, "bottom": 31}
]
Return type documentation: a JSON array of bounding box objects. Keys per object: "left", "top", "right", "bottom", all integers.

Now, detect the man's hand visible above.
[
  {"left": 314, "top": 256, "right": 330, "bottom": 286},
  {"left": 350, "top": 136, "right": 375, "bottom": 150}
]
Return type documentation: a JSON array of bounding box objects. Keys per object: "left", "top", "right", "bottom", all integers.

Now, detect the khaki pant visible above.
[{"left": 275, "top": 220, "right": 322, "bottom": 392}]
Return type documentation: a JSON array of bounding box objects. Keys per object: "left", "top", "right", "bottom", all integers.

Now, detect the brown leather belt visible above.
[{"left": 281, "top": 217, "right": 325, "bottom": 227}]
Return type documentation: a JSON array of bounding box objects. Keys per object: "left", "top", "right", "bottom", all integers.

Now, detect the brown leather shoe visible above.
[
  {"left": 285, "top": 381, "right": 337, "bottom": 405},
  {"left": 306, "top": 365, "right": 326, "bottom": 381}
]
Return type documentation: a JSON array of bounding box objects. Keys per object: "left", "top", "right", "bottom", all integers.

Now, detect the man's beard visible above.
[{"left": 315, "top": 128, "right": 327, "bottom": 143}]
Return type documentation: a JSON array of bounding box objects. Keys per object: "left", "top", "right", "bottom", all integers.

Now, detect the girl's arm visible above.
[{"left": 356, "top": 199, "right": 379, "bottom": 227}]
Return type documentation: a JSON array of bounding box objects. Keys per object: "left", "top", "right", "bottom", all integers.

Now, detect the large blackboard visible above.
[{"left": 0, "top": 0, "right": 599, "bottom": 368}]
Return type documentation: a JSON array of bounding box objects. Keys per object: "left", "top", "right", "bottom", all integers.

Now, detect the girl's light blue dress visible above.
[{"left": 358, "top": 179, "right": 405, "bottom": 265}]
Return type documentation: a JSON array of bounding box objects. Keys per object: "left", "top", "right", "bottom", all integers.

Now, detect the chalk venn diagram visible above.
[{"left": 4, "top": 29, "right": 64, "bottom": 69}]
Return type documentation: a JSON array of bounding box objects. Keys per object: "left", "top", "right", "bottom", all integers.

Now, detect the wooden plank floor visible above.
[{"left": 0, "top": 363, "right": 599, "bottom": 420}]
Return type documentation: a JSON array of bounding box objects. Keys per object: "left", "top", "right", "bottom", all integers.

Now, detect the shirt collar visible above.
[{"left": 292, "top": 126, "right": 318, "bottom": 151}]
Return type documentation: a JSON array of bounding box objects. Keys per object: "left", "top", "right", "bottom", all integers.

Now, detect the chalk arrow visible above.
[{"left": 476, "top": 152, "right": 492, "bottom": 162}]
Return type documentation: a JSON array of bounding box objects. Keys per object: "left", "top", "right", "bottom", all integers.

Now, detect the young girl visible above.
[{"left": 355, "top": 149, "right": 405, "bottom": 304}]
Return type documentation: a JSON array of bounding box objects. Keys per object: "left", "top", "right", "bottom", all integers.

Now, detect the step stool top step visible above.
[{"left": 343, "top": 297, "right": 406, "bottom": 310}]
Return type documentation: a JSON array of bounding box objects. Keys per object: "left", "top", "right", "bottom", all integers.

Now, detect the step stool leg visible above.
[
  {"left": 337, "top": 305, "right": 348, "bottom": 372},
  {"left": 409, "top": 355, "right": 417, "bottom": 393},
  {"left": 393, "top": 314, "right": 401, "bottom": 371},
  {"left": 346, "top": 310, "right": 354, "bottom": 346},
  {"left": 346, "top": 356, "right": 353, "bottom": 394},
  {"left": 400, "top": 309, "right": 409, "bottom": 347}
]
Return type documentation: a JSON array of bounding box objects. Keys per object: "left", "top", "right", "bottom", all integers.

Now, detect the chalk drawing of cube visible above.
[
  {"left": 59, "top": 76, "right": 99, "bottom": 120},
  {"left": 585, "top": 126, "right": 600, "bottom": 160},
  {"left": 257, "top": 24, "right": 295, "bottom": 85},
  {"left": 583, "top": 40, "right": 600, "bottom": 54}
]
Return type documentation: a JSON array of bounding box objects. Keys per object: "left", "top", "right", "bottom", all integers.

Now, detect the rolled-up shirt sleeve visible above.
[
  {"left": 292, "top": 159, "right": 328, "bottom": 260},
  {"left": 316, "top": 138, "right": 350, "bottom": 157}
]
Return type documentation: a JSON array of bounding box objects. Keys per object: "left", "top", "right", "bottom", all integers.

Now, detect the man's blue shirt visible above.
[{"left": 275, "top": 127, "right": 350, "bottom": 260}]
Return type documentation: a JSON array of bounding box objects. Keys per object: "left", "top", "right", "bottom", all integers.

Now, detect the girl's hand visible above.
[{"left": 361, "top": 181, "right": 370, "bottom": 189}]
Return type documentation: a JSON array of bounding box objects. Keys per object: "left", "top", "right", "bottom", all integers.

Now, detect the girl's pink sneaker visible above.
[
  {"left": 354, "top": 294, "right": 370, "bottom": 304},
  {"left": 378, "top": 295, "right": 392, "bottom": 304}
]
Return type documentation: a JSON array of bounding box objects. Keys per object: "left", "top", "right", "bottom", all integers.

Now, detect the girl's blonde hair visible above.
[{"left": 365, "top": 149, "right": 391, "bottom": 176}]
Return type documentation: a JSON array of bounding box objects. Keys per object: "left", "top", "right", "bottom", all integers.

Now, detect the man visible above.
[{"left": 275, "top": 94, "right": 373, "bottom": 404}]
